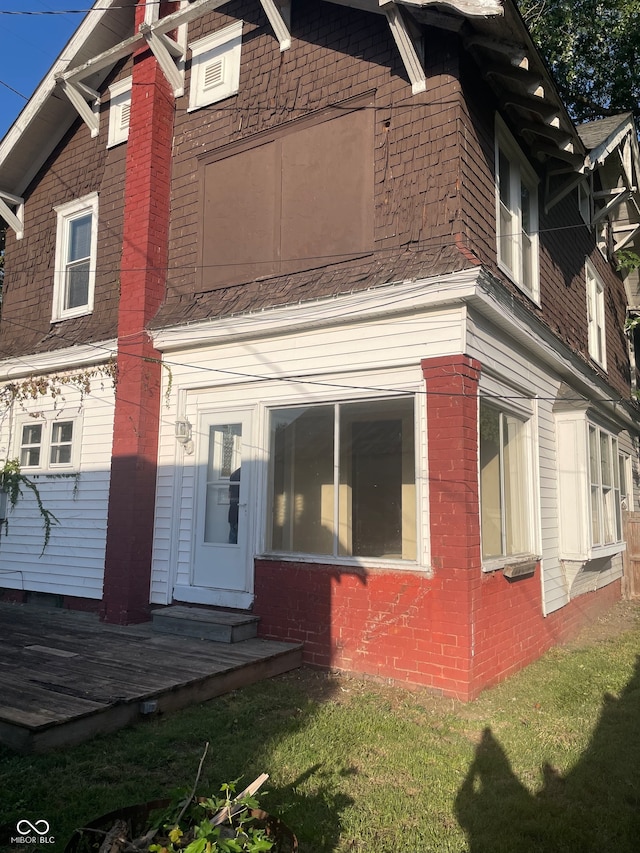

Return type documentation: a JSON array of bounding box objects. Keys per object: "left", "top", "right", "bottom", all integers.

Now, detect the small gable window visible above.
[
  {"left": 52, "top": 193, "right": 98, "bottom": 322},
  {"left": 188, "top": 20, "right": 243, "bottom": 111},
  {"left": 107, "top": 76, "right": 132, "bottom": 148}
]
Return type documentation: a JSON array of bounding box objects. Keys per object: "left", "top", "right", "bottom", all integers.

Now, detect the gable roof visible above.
[
  {"left": 577, "top": 113, "right": 635, "bottom": 152},
  {"left": 0, "top": 0, "right": 135, "bottom": 197}
]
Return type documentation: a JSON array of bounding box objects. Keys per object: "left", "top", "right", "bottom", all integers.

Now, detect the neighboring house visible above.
[{"left": 0, "top": 0, "right": 639, "bottom": 699}]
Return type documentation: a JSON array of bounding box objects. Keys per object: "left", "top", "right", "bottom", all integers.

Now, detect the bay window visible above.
[
  {"left": 589, "top": 425, "right": 627, "bottom": 547},
  {"left": 268, "top": 397, "right": 416, "bottom": 560}
]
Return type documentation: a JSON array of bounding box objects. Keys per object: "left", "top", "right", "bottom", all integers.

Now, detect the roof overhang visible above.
[{"left": 0, "top": 0, "right": 135, "bottom": 198}]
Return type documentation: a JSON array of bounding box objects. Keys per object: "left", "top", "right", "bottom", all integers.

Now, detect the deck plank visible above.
[{"left": 0, "top": 603, "right": 302, "bottom": 753}]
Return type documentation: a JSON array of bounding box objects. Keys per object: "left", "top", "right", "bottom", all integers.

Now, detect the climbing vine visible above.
[
  {"left": 0, "top": 459, "right": 58, "bottom": 554},
  {"left": 0, "top": 360, "right": 116, "bottom": 553}
]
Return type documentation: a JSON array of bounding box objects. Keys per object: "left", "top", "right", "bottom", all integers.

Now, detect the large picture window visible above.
[
  {"left": 495, "top": 119, "right": 539, "bottom": 300},
  {"left": 268, "top": 398, "right": 416, "bottom": 560},
  {"left": 52, "top": 193, "right": 98, "bottom": 321},
  {"left": 480, "top": 402, "right": 533, "bottom": 561}
]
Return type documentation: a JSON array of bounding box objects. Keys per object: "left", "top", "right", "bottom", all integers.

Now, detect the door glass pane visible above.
[{"left": 203, "top": 423, "right": 242, "bottom": 545}]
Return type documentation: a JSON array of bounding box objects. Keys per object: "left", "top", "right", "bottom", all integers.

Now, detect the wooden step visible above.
[{"left": 151, "top": 606, "right": 259, "bottom": 643}]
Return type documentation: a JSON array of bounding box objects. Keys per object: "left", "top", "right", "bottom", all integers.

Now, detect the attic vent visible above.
[
  {"left": 204, "top": 58, "right": 224, "bottom": 90},
  {"left": 120, "top": 102, "right": 131, "bottom": 132},
  {"left": 107, "top": 76, "right": 132, "bottom": 148},
  {"left": 188, "top": 20, "right": 243, "bottom": 111}
]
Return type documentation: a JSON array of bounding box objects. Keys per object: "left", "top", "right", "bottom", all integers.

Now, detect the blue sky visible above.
[{"left": 0, "top": 0, "right": 87, "bottom": 141}]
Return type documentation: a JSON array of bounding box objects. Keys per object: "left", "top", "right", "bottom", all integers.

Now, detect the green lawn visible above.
[{"left": 2, "top": 603, "right": 640, "bottom": 853}]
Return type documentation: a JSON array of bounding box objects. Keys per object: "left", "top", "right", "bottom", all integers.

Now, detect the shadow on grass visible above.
[
  {"left": 455, "top": 655, "right": 640, "bottom": 852},
  {"left": 0, "top": 671, "right": 351, "bottom": 853}
]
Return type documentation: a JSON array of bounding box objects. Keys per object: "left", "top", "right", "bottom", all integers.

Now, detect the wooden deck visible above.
[{"left": 0, "top": 603, "right": 302, "bottom": 754}]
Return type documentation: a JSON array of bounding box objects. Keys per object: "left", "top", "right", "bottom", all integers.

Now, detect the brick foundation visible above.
[{"left": 253, "top": 355, "right": 622, "bottom": 699}]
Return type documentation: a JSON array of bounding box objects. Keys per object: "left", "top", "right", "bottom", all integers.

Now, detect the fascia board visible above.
[
  {"left": 0, "top": 340, "right": 117, "bottom": 381},
  {"left": 470, "top": 270, "right": 640, "bottom": 432},
  {"left": 150, "top": 268, "right": 482, "bottom": 352},
  {"left": 585, "top": 116, "right": 636, "bottom": 169},
  {"left": 0, "top": 0, "right": 132, "bottom": 196}
]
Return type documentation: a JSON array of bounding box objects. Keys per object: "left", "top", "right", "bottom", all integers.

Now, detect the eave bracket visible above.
[
  {"left": 384, "top": 3, "right": 427, "bottom": 94},
  {"left": 0, "top": 191, "right": 24, "bottom": 240},
  {"left": 140, "top": 24, "right": 185, "bottom": 97},
  {"left": 259, "top": 0, "right": 291, "bottom": 51},
  {"left": 57, "top": 79, "right": 100, "bottom": 138}
]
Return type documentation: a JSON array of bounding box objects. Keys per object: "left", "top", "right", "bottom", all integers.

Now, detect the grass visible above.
[{"left": 1, "top": 603, "right": 640, "bottom": 852}]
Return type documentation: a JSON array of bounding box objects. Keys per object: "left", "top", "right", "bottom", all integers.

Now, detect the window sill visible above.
[
  {"left": 258, "top": 551, "right": 430, "bottom": 574},
  {"left": 561, "top": 541, "right": 626, "bottom": 563},
  {"left": 51, "top": 307, "right": 92, "bottom": 323},
  {"left": 482, "top": 553, "right": 540, "bottom": 575}
]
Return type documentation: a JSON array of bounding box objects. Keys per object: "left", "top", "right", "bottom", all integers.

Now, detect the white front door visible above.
[{"left": 192, "top": 410, "right": 253, "bottom": 599}]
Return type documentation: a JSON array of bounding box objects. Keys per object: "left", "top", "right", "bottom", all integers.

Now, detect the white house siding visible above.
[
  {"left": 466, "top": 308, "right": 630, "bottom": 615},
  {"left": 0, "top": 381, "right": 115, "bottom": 599},
  {"left": 149, "top": 300, "right": 467, "bottom": 605}
]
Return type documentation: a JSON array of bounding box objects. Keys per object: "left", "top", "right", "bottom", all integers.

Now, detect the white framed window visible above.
[
  {"left": 17, "top": 417, "right": 80, "bottom": 471},
  {"left": 188, "top": 20, "right": 243, "bottom": 111},
  {"left": 52, "top": 193, "right": 98, "bottom": 322},
  {"left": 480, "top": 400, "right": 535, "bottom": 563},
  {"left": 586, "top": 261, "right": 606, "bottom": 368},
  {"left": 588, "top": 425, "right": 626, "bottom": 547},
  {"left": 107, "top": 76, "right": 131, "bottom": 148},
  {"left": 495, "top": 117, "right": 539, "bottom": 301},
  {"left": 19, "top": 422, "right": 43, "bottom": 468},
  {"left": 556, "top": 405, "right": 630, "bottom": 561},
  {"left": 267, "top": 396, "right": 416, "bottom": 561}
]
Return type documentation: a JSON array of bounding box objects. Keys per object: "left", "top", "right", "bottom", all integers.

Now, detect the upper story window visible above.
[
  {"left": 107, "top": 76, "right": 131, "bottom": 148},
  {"left": 267, "top": 396, "right": 416, "bottom": 561},
  {"left": 479, "top": 399, "right": 536, "bottom": 565},
  {"left": 52, "top": 193, "right": 98, "bottom": 322},
  {"left": 18, "top": 417, "right": 80, "bottom": 471},
  {"left": 495, "top": 117, "right": 539, "bottom": 301},
  {"left": 586, "top": 261, "right": 606, "bottom": 368},
  {"left": 188, "top": 20, "right": 243, "bottom": 111}
]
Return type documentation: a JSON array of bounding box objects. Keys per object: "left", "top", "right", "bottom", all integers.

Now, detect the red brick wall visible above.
[
  {"left": 472, "top": 569, "right": 621, "bottom": 692},
  {"left": 101, "top": 0, "right": 175, "bottom": 624},
  {"left": 254, "top": 354, "right": 622, "bottom": 699},
  {"left": 254, "top": 558, "right": 621, "bottom": 699}
]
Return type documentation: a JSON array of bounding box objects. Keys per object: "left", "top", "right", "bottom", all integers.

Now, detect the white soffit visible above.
[{"left": 0, "top": 0, "right": 135, "bottom": 197}]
